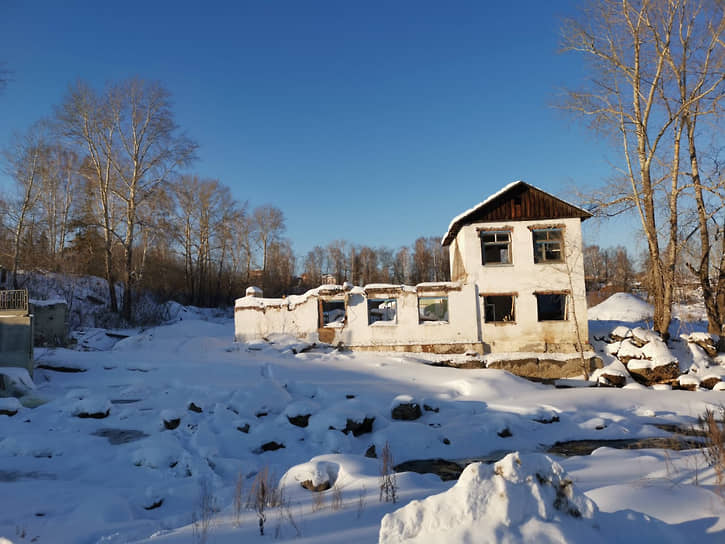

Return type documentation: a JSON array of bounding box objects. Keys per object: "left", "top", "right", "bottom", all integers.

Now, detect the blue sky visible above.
[{"left": 0, "top": 0, "right": 639, "bottom": 258}]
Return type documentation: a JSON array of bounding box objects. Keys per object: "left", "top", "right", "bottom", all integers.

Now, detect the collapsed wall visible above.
[{"left": 234, "top": 282, "right": 485, "bottom": 354}]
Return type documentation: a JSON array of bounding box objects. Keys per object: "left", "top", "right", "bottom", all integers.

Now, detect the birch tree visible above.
[
  {"left": 59, "top": 79, "right": 196, "bottom": 320},
  {"left": 58, "top": 81, "right": 121, "bottom": 313},
  {"left": 2, "top": 124, "right": 46, "bottom": 288},
  {"left": 562, "top": 0, "right": 723, "bottom": 339}
]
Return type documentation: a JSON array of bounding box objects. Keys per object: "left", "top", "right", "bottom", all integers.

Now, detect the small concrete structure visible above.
[
  {"left": 30, "top": 298, "right": 68, "bottom": 347},
  {"left": 235, "top": 181, "right": 599, "bottom": 378},
  {"left": 0, "top": 289, "right": 34, "bottom": 378}
]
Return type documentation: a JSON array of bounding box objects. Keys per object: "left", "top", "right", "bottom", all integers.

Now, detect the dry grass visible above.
[
  {"left": 379, "top": 441, "right": 398, "bottom": 503},
  {"left": 192, "top": 478, "right": 217, "bottom": 544},
  {"left": 233, "top": 472, "right": 244, "bottom": 527},
  {"left": 331, "top": 482, "right": 343, "bottom": 511},
  {"left": 247, "top": 466, "right": 281, "bottom": 535},
  {"left": 697, "top": 406, "right": 725, "bottom": 492},
  {"left": 312, "top": 488, "right": 326, "bottom": 512}
]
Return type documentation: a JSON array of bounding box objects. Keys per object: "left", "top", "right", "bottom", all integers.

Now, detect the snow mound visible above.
[
  {"left": 379, "top": 452, "right": 600, "bottom": 544},
  {"left": 588, "top": 293, "right": 653, "bottom": 322}
]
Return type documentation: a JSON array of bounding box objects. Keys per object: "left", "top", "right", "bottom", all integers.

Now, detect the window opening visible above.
[
  {"left": 483, "top": 295, "right": 515, "bottom": 322},
  {"left": 536, "top": 293, "right": 567, "bottom": 321},
  {"left": 320, "top": 299, "right": 346, "bottom": 327},
  {"left": 533, "top": 228, "right": 564, "bottom": 263},
  {"left": 418, "top": 296, "right": 449, "bottom": 323},
  {"left": 480, "top": 231, "right": 511, "bottom": 265},
  {"left": 367, "top": 298, "right": 397, "bottom": 325}
]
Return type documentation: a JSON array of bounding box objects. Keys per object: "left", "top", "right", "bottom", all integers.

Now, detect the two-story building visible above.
[{"left": 234, "top": 181, "right": 594, "bottom": 371}]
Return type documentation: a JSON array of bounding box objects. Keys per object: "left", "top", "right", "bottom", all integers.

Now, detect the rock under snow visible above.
[
  {"left": 391, "top": 395, "right": 422, "bottom": 421},
  {"left": 0, "top": 397, "right": 21, "bottom": 416},
  {"left": 282, "top": 459, "right": 340, "bottom": 492},
  {"left": 379, "top": 452, "right": 599, "bottom": 544}
]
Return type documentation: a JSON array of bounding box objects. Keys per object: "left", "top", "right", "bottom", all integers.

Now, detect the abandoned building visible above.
[
  {"left": 0, "top": 289, "right": 34, "bottom": 378},
  {"left": 235, "top": 181, "right": 598, "bottom": 377}
]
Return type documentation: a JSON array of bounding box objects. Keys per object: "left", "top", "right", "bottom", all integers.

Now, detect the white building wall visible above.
[
  {"left": 451, "top": 217, "right": 588, "bottom": 352},
  {"left": 234, "top": 218, "right": 589, "bottom": 355},
  {"left": 235, "top": 283, "right": 483, "bottom": 353}
]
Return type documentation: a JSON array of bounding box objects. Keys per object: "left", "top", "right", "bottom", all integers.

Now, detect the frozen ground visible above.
[{"left": 1, "top": 297, "right": 724, "bottom": 543}]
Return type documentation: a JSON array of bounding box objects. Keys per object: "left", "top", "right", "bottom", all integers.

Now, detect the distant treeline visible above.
[{"left": 0, "top": 78, "right": 448, "bottom": 322}]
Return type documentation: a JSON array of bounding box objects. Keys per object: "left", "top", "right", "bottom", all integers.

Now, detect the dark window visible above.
[
  {"left": 533, "top": 228, "right": 564, "bottom": 263},
  {"left": 536, "top": 294, "right": 567, "bottom": 321},
  {"left": 483, "top": 295, "right": 515, "bottom": 322},
  {"left": 480, "top": 231, "right": 511, "bottom": 265},
  {"left": 367, "top": 298, "right": 397, "bottom": 325},
  {"left": 320, "top": 299, "right": 346, "bottom": 326},
  {"left": 418, "top": 296, "right": 448, "bottom": 323}
]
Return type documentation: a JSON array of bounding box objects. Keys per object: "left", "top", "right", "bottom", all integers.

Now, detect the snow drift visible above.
[
  {"left": 588, "top": 293, "right": 653, "bottom": 322},
  {"left": 379, "top": 452, "right": 599, "bottom": 544}
]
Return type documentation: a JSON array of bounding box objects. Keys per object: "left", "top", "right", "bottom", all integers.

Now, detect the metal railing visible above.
[{"left": 0, "top": 289, "right": 29, "bottom": 312}]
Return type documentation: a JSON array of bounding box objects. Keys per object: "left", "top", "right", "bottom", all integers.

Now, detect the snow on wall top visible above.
[{"left": 441, "top": 180, "right": 592, "bottom": 246}]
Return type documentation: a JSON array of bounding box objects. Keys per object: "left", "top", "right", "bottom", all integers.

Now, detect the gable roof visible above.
[{"left": 441, "top": 181, "right": 592, "bottom": 246}]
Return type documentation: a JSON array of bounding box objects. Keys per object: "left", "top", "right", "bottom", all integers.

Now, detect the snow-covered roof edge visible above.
[{"left": 441, "top": 180, "right": 592, "bottom": 246}]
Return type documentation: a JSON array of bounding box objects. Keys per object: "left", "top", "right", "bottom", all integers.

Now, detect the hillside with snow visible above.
[{"left": 0, "top": 290, "right": 724, "bottom": 543}]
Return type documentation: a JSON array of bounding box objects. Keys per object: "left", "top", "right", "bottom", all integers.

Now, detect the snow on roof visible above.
[{"left": 441, "top": 180, "right": 592, "bottom": 246}]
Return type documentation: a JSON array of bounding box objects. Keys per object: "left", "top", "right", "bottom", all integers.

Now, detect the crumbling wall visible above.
[{"left": 234, "top": 283, "right": 483, "bottom": 353}]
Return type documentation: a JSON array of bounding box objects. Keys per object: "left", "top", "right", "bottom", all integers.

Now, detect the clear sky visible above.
[{"left": 0, "top": 0, "right": 639, "bottom": 258}]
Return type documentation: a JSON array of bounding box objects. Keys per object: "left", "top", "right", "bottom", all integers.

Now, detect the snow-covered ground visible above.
[{"left": 1, "top": 294, "right": 724, "bottom": 543}]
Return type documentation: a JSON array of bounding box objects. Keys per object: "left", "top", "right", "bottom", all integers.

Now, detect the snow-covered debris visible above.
[
  {"left": 390, "top": 395, "right": 422, "bottom": 420},
  {"left": 281, "top": 458, "right": 340, "bottom": 492},
  {"left": 70, "top": 397, "right": 111, "bottom": 419},
  {"left": 676, "top": 374, "right": 700, "bottom": 391},
  {"left": 0, "top": 397, "right": 21, "bottom": 416},
  {"left": 684, "top": 332, "right": 718, "bottom": 357},
  {"left": 630, "top": 327, "right": 662, "bottom": 346},
  {"left": 610, "top": 325, "right": 632, "bottom": 341},
  {"left": 637, "top": 340, "right": 678, "bottom": 369},
  {"left": 0, "top": 367, "right": 35, "bottom": 396},
  {"left": 588, "top": 293, "right": 653, "bottom": 322},
  {"left": 616, "top": 340, "right": 643, "bottom": 364},
  {"left": 379, "top": 452, "right": 600, "bottom": 544}
]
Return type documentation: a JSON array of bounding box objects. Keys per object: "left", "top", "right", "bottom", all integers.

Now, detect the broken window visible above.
[
  {"left": 483, "top": 295, "right": 515, "bottom": 323},
  {"left": 536, "top": 293, "right": 567, "bottom": 321},
  {"left": 367, "top": 298, "right": 397, "bottom": 325},
  {"left": 418, "top": 296, "right": 448, "bottom": 323},
  {"left": 320, "top": 299, "right": 346, "bottom": 327},
  {"left": 480, "top": 231, "right": 511, "bottom": 265},
  {"left": 532, "top": 228, "right": 564, "bottom": 263}
]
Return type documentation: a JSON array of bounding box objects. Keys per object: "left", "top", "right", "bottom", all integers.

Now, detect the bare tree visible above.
[
  {"left": 58, "top": 81, "right": 121, "bottom": 312},
  {"left": 58, "top": 79, "right": 196, "bottom": 320},
  {"left": 252, "top": 205, "right": 285, "bottom": 288},
  {"left": 303, "top": 245, "right": 325, "bottom": 287},
  {"left": 661, "top": 0, "right": 725, "bottom": 340},
  {"left": 2, "top": 123, "right": 48, "bottom": 287},
  {"left": 561, "top": 0, "right": 722, "bottom": 338}
]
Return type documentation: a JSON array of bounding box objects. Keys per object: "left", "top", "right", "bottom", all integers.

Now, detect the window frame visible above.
[
  {"left": 367, "top": 297, "right": 398, "bottom": 325},
  {"left": 417, "top": 295, "right": 449, "bottom": 324},
  {"left": 319, "top": 298, "right": 347, "bottom": 327},
  {"left": 481, "top": 293, "right": 517, "bottom": 323},
  {"left": 531, "top": 226, "right": 565, "bottom": 264},
  {"left": 478, "top": 228, "right": 513, "bottom": 266},
  {"left": 535, "top": 292, "right": 569, "bottom": 321}
]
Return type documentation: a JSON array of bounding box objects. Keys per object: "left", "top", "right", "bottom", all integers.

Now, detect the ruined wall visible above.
[
  {"left": 234, "top": 283, "right": 484, "bottom": 353},
  {"left": 452, "top": 217, "right": 589, "bottom": 352}
]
